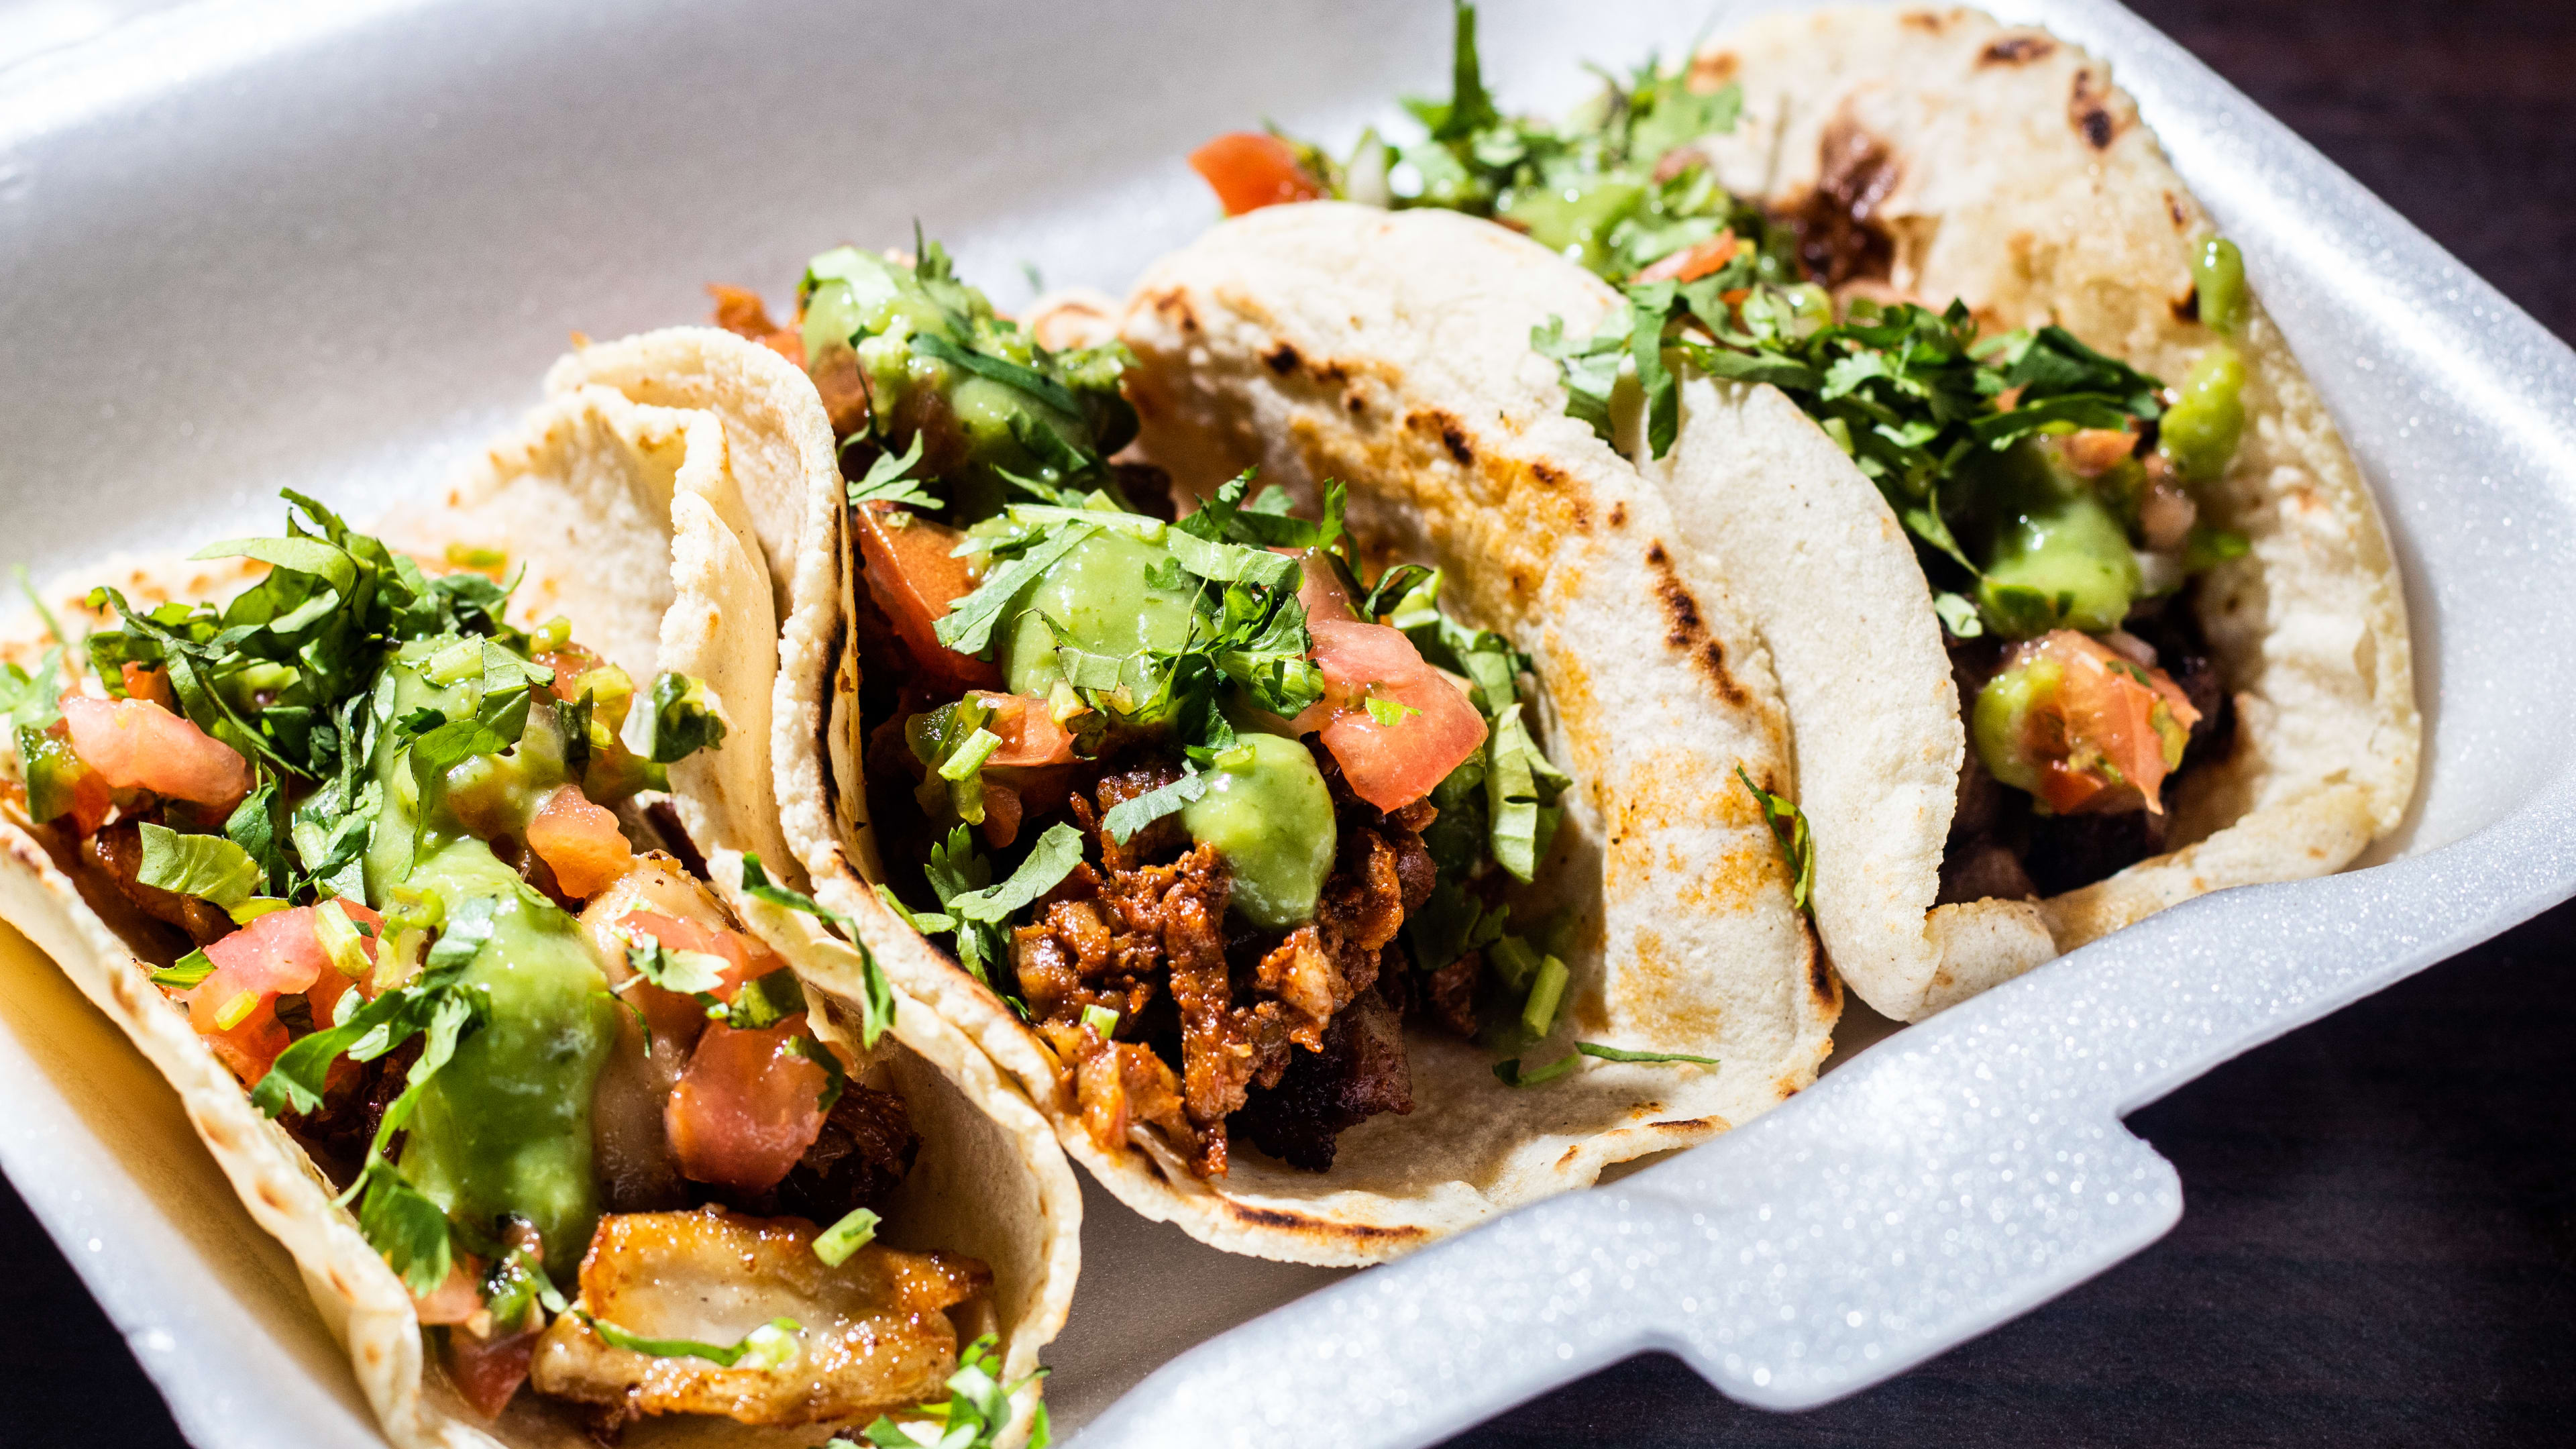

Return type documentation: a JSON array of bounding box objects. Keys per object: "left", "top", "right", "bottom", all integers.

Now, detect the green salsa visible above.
[
  {"left": 391, "top": 837, "right": 617, "bottom": 1277},
  {"left": 1180, "top": 733, "right": 1337, "bottom": 929},
  {"left": 364, "top": 644, "right": 616, "bottom": 1277}
]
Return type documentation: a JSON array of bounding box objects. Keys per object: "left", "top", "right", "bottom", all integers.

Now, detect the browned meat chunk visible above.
[
  {"left": 529, "top": 1207, "right": 987, "bottom": 1428},
  {"left": 769, "top": 1083, "right": 919, "bottom": 1223},
  {"left": 1234, "top": 982, "right": 1414, "bottom": 1171}
]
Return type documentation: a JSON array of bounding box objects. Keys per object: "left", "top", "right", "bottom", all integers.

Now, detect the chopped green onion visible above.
[
  {"left": 213, "top": 989, "right": 262, "bottom": 1030},
  {"left": 1519, "top": 953, "right": 1568, "bottom": 1038},
  {"left": 1081, "top": 1004, "right": 1119, "bottom": 1038},
  {"left": 227, "top": 896, "right": 294, "bottom": 924},
  {"left": 938, "top": 727, "right": 1004, "bottom": 782},
  {"left": 584, "top": 1312, "right": 804, "bottom": 1371},
  {"left": 420, "top": 637, "right": 486, "bottom": 685},
  {"left": 812, "top": 1208, "right": 881, "bottom": 1267},
  {"left": 312, "top": 898, "right": 371, "bottom": 979},
  {"left": 149, "top": 949, "right": 216, "bottom": 990}
]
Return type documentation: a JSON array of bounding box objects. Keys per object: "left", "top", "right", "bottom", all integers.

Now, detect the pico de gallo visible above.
[
  {"left": 0, "top": 497, "right": 1015, "bottom": 1440},
  {"left": 714, "top": 239, "right": 1596, "bottom": 1175},
  {"left": 1193, "top": 1, "right": 2248, "bottom": 898}
]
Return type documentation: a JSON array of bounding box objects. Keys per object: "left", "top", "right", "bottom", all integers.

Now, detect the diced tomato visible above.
[
  {"left": 1273, "top": 546, "right": 1356, "bottom": 624},
  {"left": 1631, "top": 229, "right": 1738, "bottom": 284},
  {"left": 119, "top": 663, "right": 175, "bottom": 709},
  {"left": 981, "top": 781, "right": 1023, "bottom": 849},
  {"left": 854, "top": 504, "right": 1003, "bottom": 691},
  {"left": 448, "top": 1326, "right": 539, "bottom": 1419},
  {"left": 532, "top": 643, "right": 608, "bottom": 698},
  {"left": 411, "top": 1253, "right": 485, "bottom": 1326},
  {"left": 181, "top": 902, "right": 382, "bottom": 1082},
  {"left": 58, "top": 694, "right": 251, "bottom": 812},
  {"left": 965, "top": 691, "right": 1077, "bottom": 767},
  {"left": 1189, "top": 132, "right": 1325, "bottom": 216},
  {"left": 2000, "top": 631, "right": 2202, "bottom": 816},
  {"left": 1290, "top": 619, "right": 1489, "bottom": 812},
  {"left": 665, "top": 1018, "right": 832, "bottom": 1195},
  {"left": 525, "top": 785, "right": 633, "bottom": 900},
  {"left": 19, "top": 723, "right": 115, "bottom": 835}
]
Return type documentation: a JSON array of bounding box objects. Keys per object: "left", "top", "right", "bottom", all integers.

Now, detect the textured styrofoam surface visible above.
[{"left": 1, "top": 1, "right": 2570, "bottom": 1446}]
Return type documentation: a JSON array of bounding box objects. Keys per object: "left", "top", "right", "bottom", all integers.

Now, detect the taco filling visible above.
[
  {"left": 1197, "top": 1, "right": 2249, "bottom": 903},
  {"left": 0, "top": 498, "right": 1004, "bottom": 1438},
  {"left": 714, "top": 243, "right": 1589, "bottom": 1177}
]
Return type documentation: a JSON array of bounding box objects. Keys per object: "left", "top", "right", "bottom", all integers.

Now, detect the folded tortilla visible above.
[
  {"left": 769, "top": 201, "right": 1838, "bottom": 1267},
  {"left": 0, "top": 341, "right": 1077, "bottom": 1445},
  {"left": 1627, "top": 5, "right": 2419, "bottom": 1020}
]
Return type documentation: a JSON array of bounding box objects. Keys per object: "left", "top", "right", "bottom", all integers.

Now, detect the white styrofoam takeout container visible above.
[{"left": 2, "top": 0, "right": 2569, "bottom": 1444}]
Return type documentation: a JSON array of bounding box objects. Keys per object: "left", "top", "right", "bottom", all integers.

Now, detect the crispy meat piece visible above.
[
  {"left": 768, "top": 1083, "right": 920, "bottom": 1224},
  {"left": 1421, "top": 952, "right": 1481, "bottom": 1038},
  {"left": 1017, "top": 753, "right": 1438, "bottom": 1177},
  {"left": 2027, "top": 808, "right": 2166, "bottom": 897},
  {"left": 529, "top": 1207, "right": 987, "bottom": 1428},
  {"left": 86, "top": 820, "right": 232, "bottom": 945},
  {"left": 705, "top": 284, "right": 804, "bottom": 366},
  {"left": 1234, "top": 982, "right": 1413, "bottom": 1171},
  {"left": 283, "top": 1038, "right": 416, "bottom": 1174},
  {"left": 1073, "top": 1039, "right": 1195, "bottom": 1157}
]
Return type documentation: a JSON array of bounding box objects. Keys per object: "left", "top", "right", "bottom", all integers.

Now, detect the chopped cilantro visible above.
[
  {"left": 812, "top": 1208, "right": 881, "bottom": 1267},
  {"left": 583, "top": 1312, "right": 804, "bottom": 1371},
  {"left": 1734, "top": 764, "right": 1814, "bottom": 916},
  {"left": 845, "top": 1333, "right": 1049, "bottom": 1449},
  {"left": 739, "top": 854, "right": 896, "bottom": 1049},
  {"left": 1495, "top": 1040, "right": 1721, "bottom": 1088}
]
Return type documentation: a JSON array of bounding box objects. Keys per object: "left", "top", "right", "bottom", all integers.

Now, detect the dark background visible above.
[{"left": 4, "top": 1, "right": 2571, "bottom": 1444}]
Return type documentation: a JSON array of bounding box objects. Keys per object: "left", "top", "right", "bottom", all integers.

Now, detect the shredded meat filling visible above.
[{"left": 1016, "top": 750, "right": 1438, "bottom": 1176}]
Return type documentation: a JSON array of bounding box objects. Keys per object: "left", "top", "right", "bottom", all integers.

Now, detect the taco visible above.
[
  {"left": 721, "top": 218, "right": 1837, "bottom": 1267},
  {"left": 1211, "top": 2, "right": 2418, "bottom": 1021},
  {"left": 0, "top": 351, "right": 1077, "bottom": 1447}
]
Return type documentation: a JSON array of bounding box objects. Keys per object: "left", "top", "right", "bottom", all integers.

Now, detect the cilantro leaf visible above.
[
  {"left": 1734, "top": 764, "right": 1813, "bottom": 916},
  {"left": 738, "top": 853, "right": 896, "bottom": 1048},
  {"left": 934, "top": 523, "right": 1096, "bottom": 657},
  {"left": 135, "top": 823, "right": 264, "bottom": 910},
  {"left": 851, "top": 1333, "right": 1048, "bottom": 1449},
  {"left": 1099, "top": 767, "right": 1209, "bottom": 845},
  {"left": 624, "top": 672, "right": 728, "bottom": 764},
  {"left": 945, "top": 824, "right": 1085, "bottom": 924},
  {"left": 847, "top": 434, "right": 942, "bottom": 511}
]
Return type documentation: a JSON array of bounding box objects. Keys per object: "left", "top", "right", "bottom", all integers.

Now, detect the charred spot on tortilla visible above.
[
  {"left": 2070, "top": 68, "right": 2124, "bottom": 150},
  {"left": 1786, "top": 112, "right": 1900, "bottom": 286},
  {"left": 1264, "top": 341, "right": 1302, "bottom": 374},
  {"left": 1808, "top": 947, "right": 1837, "bottom": 1008},
  {"left": 2166, "top": 191, "right": 2190, "bottom": 229},
  {"left": 1900, "top": 9, "right": 1950, "bottom": 32},
  {"left": 1404, "top": 406, "right": 1476, "bottom": 466},
  {"left": 1226, "top": 1203, "right": 1429, "bottom": 1242},
  {"left": 1607, "top": 500, "right": 1628, "bottom": 529},
  {"left": 1644, "top": 541, "right": 1749, "bottom": 706},
  {"left": 1979, "top": 32, "right": 2055, "bottom": 66},
  {"left": 1531, "top": 459, "right": 1567, "bottom": 490}
]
